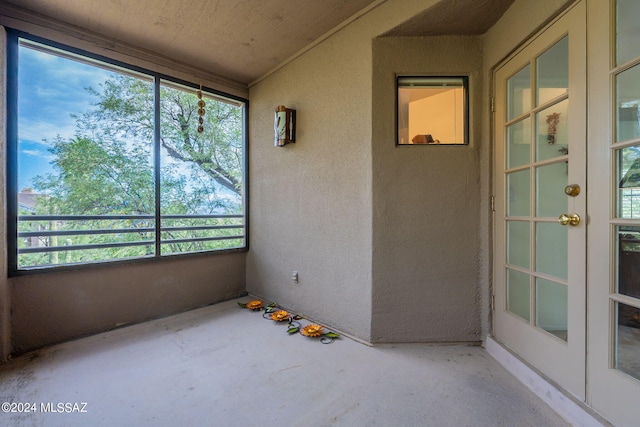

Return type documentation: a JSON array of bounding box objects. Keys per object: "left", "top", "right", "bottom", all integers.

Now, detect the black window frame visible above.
[
  {"left": 6, "top": 29, "right": 249, "bottom": 276},
  {"left": 396, "top": 75, "right": 470, "bottom": 146}
]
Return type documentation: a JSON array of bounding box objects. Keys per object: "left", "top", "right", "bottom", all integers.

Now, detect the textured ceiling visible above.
[{"left": 1, "top": 0, "right": 515, "bottom": 85}]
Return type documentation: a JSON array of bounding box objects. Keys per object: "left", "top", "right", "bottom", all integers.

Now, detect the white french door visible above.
[
  {"left": 493, "top": 1, "right": 586, "bottom": 399},
  {"left": 494, "top": 1, "right": 640, "bottom": 425},
  {"left": 587, "top": 1, "right": 640, "bottom": 426}
]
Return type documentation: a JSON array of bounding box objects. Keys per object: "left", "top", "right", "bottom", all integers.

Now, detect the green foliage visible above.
[
  {"left": 88, "top": 75, "right": 243, "bottom": 195},
  {"left": 33, "top": 136, "right": 155, "bottom": 215},
  {"left": 20, "top": 73, "right": 244, "bottom": 268}
]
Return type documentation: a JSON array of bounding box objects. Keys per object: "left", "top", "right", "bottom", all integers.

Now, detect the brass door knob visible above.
[
  {"left": 564, "top": 184, "right": 581, "bottom": 197},
  {"left": 558, "top": 213, "right": 581, "bottom": 226}
]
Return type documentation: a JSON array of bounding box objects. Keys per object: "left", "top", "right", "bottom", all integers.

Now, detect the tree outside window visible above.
[{"left": 11, "top": 35, "right": 247, "bottom": 271}]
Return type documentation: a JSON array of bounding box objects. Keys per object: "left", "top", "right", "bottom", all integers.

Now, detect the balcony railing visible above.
[
  {"left": 17, "top": 214, "right": 245, "bottom": 267},
  {"left": 620, "top": 188, "right": 640, "bottom": 219}
]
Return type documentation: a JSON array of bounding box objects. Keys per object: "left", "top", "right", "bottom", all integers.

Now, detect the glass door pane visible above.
[
  {"left": 507, "top": 221, "right": 530, "bottom": 268},
  {"left": 617, "top": 147, "right": 640, "bottom": 218},
  {"left": 536, "top": 222, "right": 568, "bottom": 280},
  {"left": 616, "top": 0, "right": 640, "bottom": 66},
  {"left": 537, "top": 37, "right": 569, "bottom": 105},
  {"left": 615, "top": 65, "right": 640, "bottom": 142},
  {"left": 508, "top": 268, "right": 531, "bottom": 321},
  {"left": 507, "top": 118, "right": 531, "bottom": 168},
  {"left": 536, "top": 99, "right": 569, "bottom": 161},
  {"left": 537, "top": 162, "right": 568, "bottom": 217},
  {"left": 615, "top": 302, "right": 640, "bottom": 380},
  {"left": 617, "top": 226, "right": 640, "bottom": 299},
  {"left": 508, "top": 65, "right": 531, "bottom": 120},
  {"left": 536, "top": 278, "right": 568, "bottom": 341},
  {"left": 507, "top": 170, "right": 530, "bottom": 216}
]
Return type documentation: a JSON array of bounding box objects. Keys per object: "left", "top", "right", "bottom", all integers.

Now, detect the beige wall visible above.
[
  {"left": 246, "top": 17, "right": 376, "bottom": 340},
  {"left": 246, "top": 0, "right": 572, "bottom": 344},
  {"left": 247, "top": 0, "right": 444, "bottom": 341},
  {"left": 482, "top": 0, "right": 574, "bottom": 70},
  {"left": 371, "top": 35, "right": 483, "bottom": 342},
  {"left": 10, "top": 254, "right": 246, "bottom": 354}
]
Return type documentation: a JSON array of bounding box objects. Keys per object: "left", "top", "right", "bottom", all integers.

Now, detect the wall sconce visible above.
[{"left": 274, "top": 105, "right": 296, "bottom": 147}]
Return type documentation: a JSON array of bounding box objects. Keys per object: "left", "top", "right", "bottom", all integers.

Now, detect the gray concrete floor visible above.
[{"left": 0, "top": 298, "right": 569, "bottom": 427}]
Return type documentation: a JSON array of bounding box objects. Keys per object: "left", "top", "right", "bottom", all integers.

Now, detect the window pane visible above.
[
  {"left": 507, "top": 170, "right": 530, "bottom": 216},
  {"left": 617, "top": 146, "right": 640, "bottom": 218},
  {"left": 159, "top": 81, "right": 245, "bottom": 255},
  {"left": 536, "top": 162, "right": 568, "bottom": 217},
  {"left": 508, "top": 65, "right": 531, "bottom": 120},
  {"left": 616, "top": 0, "right": 640, "bottom": 66},
  {"left": 507, "top": 268, "right": 530, "bottom": 322},
  {"left": 615, "top": 302, "right": 640, "bottom": 381},
  {"left": 536, "top": 99, "right": 569, "bottom": 162},
  {"left": 536, "top": 278, "right": 568, "bottom": 341},
  {"left": 397, "top": 76, "right": 467, "bottom": 145},
  {"left": 617, "top": 226, "right": 640, "bottom": 299},
  {"left": 17, "top": 40, "right": 155, "bottom": 268},
  {"left": 507, "top": 220, "right": 530, "bottom": 269},
  {"left": 507, "top": 118, "right": 531, "bottom": 168},
  {"left": 616, "top": 65, "right": 640, "bottom": 142},
  {"left": 536, "top": 222, "right": 568, "bottom": 280},
  {"left": 536, "top": 37, "right": 568, "bottom": 106}
]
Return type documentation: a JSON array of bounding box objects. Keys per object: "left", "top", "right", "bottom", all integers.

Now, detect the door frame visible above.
[{"left": 491, "top": 0, "right": 587, "bottom": 400}]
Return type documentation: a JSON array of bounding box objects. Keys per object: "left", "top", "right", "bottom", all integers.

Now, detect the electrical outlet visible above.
[{"left": 292, "top": 271, "right": 299, "bottom": 283}]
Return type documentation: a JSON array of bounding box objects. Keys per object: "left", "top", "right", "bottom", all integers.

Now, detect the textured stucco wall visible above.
[
  {"left": 10, "top": 253, "right": 246, "bottom": 354},
  {"left": 366, "top": 0, "right": 573, "bottom": 344},
  {"left": 246, "top": 20, "right": 375, "bottom": 340},
  {"left": 371, "top": 36, "right": 483, "bottom": 343},
  {"left": 247, "top": 0, "right": 442, "bottom": 341}
]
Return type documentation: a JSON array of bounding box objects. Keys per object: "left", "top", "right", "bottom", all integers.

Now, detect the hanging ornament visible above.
[{"left": 197, "top": 83, "right": 206, "bottom": 133}]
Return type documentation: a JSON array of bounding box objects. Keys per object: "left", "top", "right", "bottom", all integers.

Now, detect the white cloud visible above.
[
  {"left": 18, "top": 118, "right": 76, "bottom": 146},
  {"left": 20, "top": 149, "right": 55, "bottom": 160}
]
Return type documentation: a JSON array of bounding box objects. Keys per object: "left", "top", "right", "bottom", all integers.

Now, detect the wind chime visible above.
[{"left": 197, "top": 84, "right": 205, "bottom": 133}]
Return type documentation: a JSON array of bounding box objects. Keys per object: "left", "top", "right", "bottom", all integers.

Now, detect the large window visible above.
[{"left": 7, "top": 32, "right": 247, "bottom": 273}]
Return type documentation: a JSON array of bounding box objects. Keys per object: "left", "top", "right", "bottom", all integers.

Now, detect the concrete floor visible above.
[{"left": 0, "top": 298, "right": 569, "bottom": 427}]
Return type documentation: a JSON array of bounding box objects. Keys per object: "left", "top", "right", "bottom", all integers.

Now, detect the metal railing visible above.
[
  {"left": 620, "top": 189, "right": 640, "bottom": 219},
  {"left": 17, "top": 213, "right": 245, "bottom": 261}
]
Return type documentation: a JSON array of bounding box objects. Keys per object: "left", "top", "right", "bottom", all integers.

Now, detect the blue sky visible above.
[
  {"left": 16, "top": 42, "right": 242, "bottom": 211},
  {"left": 17, "top": 44, "right": 112, "bottom": 190}
]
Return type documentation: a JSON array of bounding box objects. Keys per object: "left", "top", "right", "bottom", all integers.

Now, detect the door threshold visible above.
[{"left": 485, "top": 336, "right": 611, "bottom": 427}]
